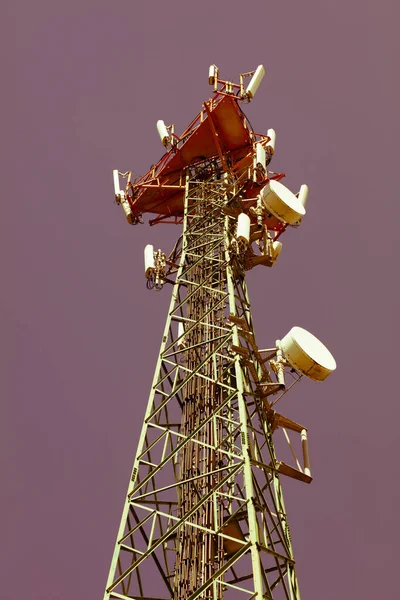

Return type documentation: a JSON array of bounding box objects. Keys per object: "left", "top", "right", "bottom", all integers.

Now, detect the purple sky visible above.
[{"left": 2, "top": 1, "right": 400, "bottom": 598}]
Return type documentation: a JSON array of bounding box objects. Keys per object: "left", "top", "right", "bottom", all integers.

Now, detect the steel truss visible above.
[{"left": 104, "top": 168, "right": 301, "bottom": 600}]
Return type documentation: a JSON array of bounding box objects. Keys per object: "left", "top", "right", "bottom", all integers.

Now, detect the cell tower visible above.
[{"left": 104, "top": 65, "right": 336, "bottom": 600}]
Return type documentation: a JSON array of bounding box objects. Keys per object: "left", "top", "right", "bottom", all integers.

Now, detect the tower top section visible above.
[{"left": 113, "top": 65, "right": 285, "bottom": 224}]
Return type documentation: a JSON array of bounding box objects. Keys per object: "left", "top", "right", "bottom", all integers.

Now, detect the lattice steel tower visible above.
[{"left": 104, "top": 65, "right": 336, "bottom": 600}]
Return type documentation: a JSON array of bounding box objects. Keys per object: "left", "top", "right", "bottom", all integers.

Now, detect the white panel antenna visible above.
[
  {"left": 113, "top": 169, "right": 122, "bottom": 201},
  {"left": 245, "top": 65, "right": 265, "bottom": 100},
  {"left": 270, "top": 240, "right": 282, "bottom": 264},
  {"left": 144, "top": 244, "right": 155, "bottom": 277},
  {"left": 208, "top": 65, "right": 218, "bottom": 86},
  {"left": 266, "top": 128, "right": 276, "bottom": 153},
  {"left": 297, "top": 184, "right": 309, "bottom": 208},
  {"left": 177, "top": 321, "right": 186, "bottom": 349},
  {"left": 255, "top": 143, "right": 266, "bottom": 171},
  {"left": 237, "top": 213, "right": 250, "bottom": 245},
  {"left": 157, "top": 120, "right": 171, "bottom": 147}
]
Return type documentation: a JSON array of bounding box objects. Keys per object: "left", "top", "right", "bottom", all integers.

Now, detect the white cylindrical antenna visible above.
[
  {"left": 245, "top": 65, "right": 265, "bottom": 100},
  {"left": 260, "top": 180, "right": 306, "bottom": 225},
  {"left": 144, "top": 244, "right": 155, "bottom": 277},
  {"left": 301, "top": 429, "right": 311, "bottom": 477},
  {"left": 280, "top": 326, "right": 337, "bottom": 382},
  {"left": 208, "top": 64, "right": 218, "bottom": 86},
  {"left": 113, "top": 169, "right": 121, "bottom": 198},
  {"left": 297, "top": 184, "right": 309, "bottom": 208},
  {"left": 237, "top": 213, "right": 251, "bottom": 245},
  {"left": 255, "top": 143, "right": 266, "bottom": 171},
  {"left": 270, "top": 240, "right": 282, "bottom": 264},
  {"left": 266, "top": 128, "right": 276, "bottom": 153},
  {"left": 156, "top": 120, "right": 170, "bottom": 147},
  {"left": 177, "top": 321, "right": 185, "bottom": 349},
  {"left": 120, "top": 197, "right": 134, "bottom": 224}
]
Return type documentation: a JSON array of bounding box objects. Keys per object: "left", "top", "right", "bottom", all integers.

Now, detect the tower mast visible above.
[{"left": 104, "top": 65, "right": 336, "bottom": 600}]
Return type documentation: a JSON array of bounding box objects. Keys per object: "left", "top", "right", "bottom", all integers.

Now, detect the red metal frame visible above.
[{"left": 120, "top": 74, "right": 289, "bottom": 236}]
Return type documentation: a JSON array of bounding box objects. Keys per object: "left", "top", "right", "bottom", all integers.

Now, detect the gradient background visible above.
[{"left": 2, "top": 1, "right": 399, "bottom": 598}]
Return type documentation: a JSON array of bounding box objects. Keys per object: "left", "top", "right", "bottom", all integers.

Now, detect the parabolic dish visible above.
[
  {"left": 280, "top": 326, "right": 336, "bottom": 381},
  {"left": 260, "top": 180, "right": 305, "bottom": 225}
]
